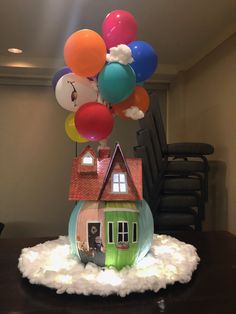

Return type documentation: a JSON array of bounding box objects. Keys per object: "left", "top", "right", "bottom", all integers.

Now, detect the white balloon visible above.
[{"left": 55, "top": 73, "right": 98, "bottom": 111}]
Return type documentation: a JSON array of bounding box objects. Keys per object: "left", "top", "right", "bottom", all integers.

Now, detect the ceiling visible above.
[{"left": 0, "top": 0, "right": 235, "bottom": 82}]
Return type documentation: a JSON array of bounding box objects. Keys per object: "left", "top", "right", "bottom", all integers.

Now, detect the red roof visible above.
[{"left": 68, "top": 144, "right": 142, "bottom": 201}]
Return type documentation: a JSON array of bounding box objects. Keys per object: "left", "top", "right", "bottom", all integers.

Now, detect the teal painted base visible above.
[{"left": 68, "top": 199, "right": 154, "bottom": 270}]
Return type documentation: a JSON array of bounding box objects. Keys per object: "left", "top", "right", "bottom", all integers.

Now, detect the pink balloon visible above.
[{"left": 102, "top": 10, "right": 137, "bottom": 49}]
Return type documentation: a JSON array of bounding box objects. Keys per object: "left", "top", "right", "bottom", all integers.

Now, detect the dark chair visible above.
[
  {"left": 134, "top": 89, "right": 214, "bottom": 232},
  {"left": 133, "top": 143, "right": 202, "bottom": 232},
  {"left": 149, "top": 91, "right": 214, "bottom": 157},
  {"left": 140, "top": 109, "right": 210, "bottom": 207},
  {"left": 146, "top": 91, "right": 214, "bottom": 201},
  {"left": 136, "top": 128, "right": 204, "bottom": 215},
  {"left": 139, "top": 114, "right": 206, "bottom": 212}
]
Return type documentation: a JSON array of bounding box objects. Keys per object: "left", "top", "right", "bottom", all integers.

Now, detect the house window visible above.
[
  {"left": 117, "top": 221, "right": 128, "bottom": 243},
  {"left": 108, "top": 222, "right": 114, "bottom": 243},
  {"left": 132, "top": 222, "right": 138, "bottom": 243},
  {"left": 82, "top": 153, "right": 94, "bottom": 165},
  {"left": 112, "top": 173, "right": 127, "bottom": 193}
]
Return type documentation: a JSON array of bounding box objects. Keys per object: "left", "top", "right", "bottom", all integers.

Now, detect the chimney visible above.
[{"left": 97, "top": 146, "right": 111, "bottom": 159}]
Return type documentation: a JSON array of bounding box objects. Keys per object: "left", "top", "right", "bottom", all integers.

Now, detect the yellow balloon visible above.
[{"left": 65, "top": 113, "right": 89, "bottom": 143}]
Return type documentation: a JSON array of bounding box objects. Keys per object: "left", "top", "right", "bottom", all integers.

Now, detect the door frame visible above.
[{"left": 86, "top": 220, "right": 102, "bottom": 249}]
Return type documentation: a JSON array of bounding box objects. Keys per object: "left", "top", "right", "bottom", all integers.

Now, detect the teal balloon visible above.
[{"left": 98, "top": 62, "right": 136, "bottom": 103}]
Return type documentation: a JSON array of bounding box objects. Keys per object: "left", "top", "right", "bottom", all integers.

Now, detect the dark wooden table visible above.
[{"left": 0, "top": 231, "right": 235, "bottom": 314}]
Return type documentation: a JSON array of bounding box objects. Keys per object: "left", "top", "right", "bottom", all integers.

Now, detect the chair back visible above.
[
  {"left": 149, "top": 92, "right": 168, "bottom": 153},
  {"left": 140, "top": 111, "right": 167, "bottom": 173},
  {"left": 136, "top": 128, "right": 159, "bottom": 185}
]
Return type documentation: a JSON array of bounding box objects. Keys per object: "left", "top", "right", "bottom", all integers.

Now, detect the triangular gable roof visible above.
[
  {"left": 78, "top": 145, "right": 96, "bottom": 159},
  {"left": 98, "top": 143, "right": 139, "bottom": 200}
]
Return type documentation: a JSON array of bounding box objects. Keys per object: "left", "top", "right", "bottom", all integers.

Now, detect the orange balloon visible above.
[
  {"left": 64, "top": 29, "right": 106, "bottom": 77},
  {"left": 134, "top": 86, "right": 150, "bottom": 113},
  {"left": 111, "top": 92, "right": 135, "bottom": 119},
  {"left": 112, "top": 86, "right": 150, "bottom": 119}
]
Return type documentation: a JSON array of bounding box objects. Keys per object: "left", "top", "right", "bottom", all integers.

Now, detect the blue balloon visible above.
[
  {"left": 128, "top": 41, "right": 158, "bottom": 82},
  {"left": 98, "top": 62, "right": 136, "bottom": 103},
  {"left": 52, "top": 66, "right": 72, "bottom": 90}
]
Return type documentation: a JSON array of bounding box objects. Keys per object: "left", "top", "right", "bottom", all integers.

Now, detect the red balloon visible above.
[{"left": 74, "top": 102, "right": 114, "bottom": 141}]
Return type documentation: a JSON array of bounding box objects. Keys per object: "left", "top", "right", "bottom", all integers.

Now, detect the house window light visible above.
[
  {"left": 82, "top": 153, "right": 94, "bottom": 165},
  {"left": 112, "top": 173, "right": 127, "bottom": 193}
]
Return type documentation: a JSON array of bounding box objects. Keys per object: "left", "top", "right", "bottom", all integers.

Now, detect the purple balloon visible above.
[{"left": 52, "top": 66, "right": 72, "bottom": 90}]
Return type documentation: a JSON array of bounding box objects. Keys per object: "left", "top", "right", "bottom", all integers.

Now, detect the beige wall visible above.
[
  {"left": 0, "top": 84, "right": 139, "bottom": 238},
  {"left": 168, "top": 33, "right": 236, "bottom": 234}
]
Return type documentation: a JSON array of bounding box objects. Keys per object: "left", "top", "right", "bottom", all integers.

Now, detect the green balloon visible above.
[{"left": 98, "top": 62, "right": 136, "bottom": 103}]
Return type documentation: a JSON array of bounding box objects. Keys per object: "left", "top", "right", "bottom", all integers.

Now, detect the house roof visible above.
[
  {"left": 68, "top": 144, "right": 142, "bottom": 201},
  {"left": 78, "top": 146, "right": 96, "bottom": 159}
]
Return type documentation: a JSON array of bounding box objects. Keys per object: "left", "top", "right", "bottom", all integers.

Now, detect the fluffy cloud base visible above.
[
  {"left": 18, "top": 234, "right": 199, "bottom": 297},
  {"left": 106, "top": 44, "right": 134, "bottom": 65}
]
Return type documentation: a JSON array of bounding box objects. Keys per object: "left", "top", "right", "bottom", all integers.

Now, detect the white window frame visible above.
[
  {"left": 82, "top": 152, "right": 94, "bottom": 165},
  {"left": 112, "top": 172, "right": 127, "bottom": 194},
  {"left": 132, "top": 222, "right": 138, "bottom": 243},
  {"left": 117, "top": 221, "right": 129, "bottom": 243},
  {"left": 107, "top": 221, "right": 114, "bottom": 244}
]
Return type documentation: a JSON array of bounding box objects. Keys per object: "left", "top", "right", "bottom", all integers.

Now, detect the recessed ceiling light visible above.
[{"left": 8, "top": 48, "right": 23, "bottom": 54}]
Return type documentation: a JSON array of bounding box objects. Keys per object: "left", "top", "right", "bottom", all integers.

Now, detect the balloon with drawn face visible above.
[{"left": 55, "top": 73, "right": 98, "bottom": 112}]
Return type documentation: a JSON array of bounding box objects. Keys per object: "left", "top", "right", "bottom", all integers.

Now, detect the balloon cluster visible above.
[{"left": 53, "top": 10, "right": 158, "bottom": 143}]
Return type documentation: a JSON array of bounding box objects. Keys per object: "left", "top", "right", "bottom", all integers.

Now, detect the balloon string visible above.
[
  {"left": 75, "top": 142, "right": 78, "bottom": 157},
  {"left": 75, "top": 142, "right": 78, "bottom": 206}
]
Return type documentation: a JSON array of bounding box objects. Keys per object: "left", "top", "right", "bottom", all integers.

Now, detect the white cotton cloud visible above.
[
  {"left": 18, "top": 234, "right": 199, "bottom": 297},
  {"left": 124, "top": 106, "right": 145, "bottom": 120},
  {"left": 106, "top": 44, "right": 134, "bottom": 65}
]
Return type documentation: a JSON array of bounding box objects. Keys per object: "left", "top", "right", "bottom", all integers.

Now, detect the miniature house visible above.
[{"left": 68, "top": 143, "right": 153, "bottom": 270}]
